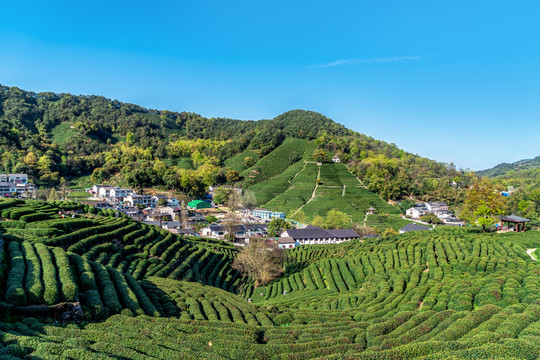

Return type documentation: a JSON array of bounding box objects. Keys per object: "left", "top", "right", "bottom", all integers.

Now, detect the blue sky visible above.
[{"left": 1, "top": 1, "right": 539, "bottom": 170}]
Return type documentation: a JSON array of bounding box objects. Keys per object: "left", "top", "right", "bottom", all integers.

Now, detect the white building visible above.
[
  {"left": 252, "top": 209, "right": 285, "bottom": 220},
  {"left": 280, "top": 225, "right": 360, "bottom": 245},
  {"left": 97, "top": 186, "right": 116, "bottom": 198},
  {"left": 110, "top": 188, "right": 133, "bottom": 201},
  {"left": 0, "top": 174, "right": 35, "bottom": 196},
  {"left": 125, "top": 194, "right": 154, "bottom": 207},
  {"left": 425, "top": 202, "right": 449, "bottom": 213},
  {"left": 277, "top": 237, "right": 296, "bottom": 249},
  {"left": 406, "top": 207, "right": 427, "bottom": 220}
]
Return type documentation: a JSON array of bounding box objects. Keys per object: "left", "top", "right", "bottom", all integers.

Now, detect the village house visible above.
[
  {"left": 110, "top": 188, "right": 133, "bottom": 201},
  {"left": 406, "top": 207, "right": 427, "bottom": 220},
  {"left": 251, "top": 209, "right": 285, "bottom": 220},
  {"left": 280, "top": 225, "right": 360, "bottom": 245},
  {"left": 160, "top": 206, "right": 180, "bottom": 217},
  {"left": 0, "top": 174, "right": 36, "bottom": 196},
  {"left": 97, "top": 186, "right": 116, "bottom": 198},
  {"left": 425, "top": 202, "right": 449, "bottom": 213},
  {"left": 125, "top": 194, "right": 155, "bottom": 207},
  {"left": 331, "top": 155, "right": 341, "bottom": 163},
  {"left": 277, "top": 237, "right": 296, "bottom": 249},
  {"left": 151, "top": 194, "right": 167, "bottom": 204},
  {"left": 200, "top": 223, "right": 268, "bottom": 241},
  {"left": 0, "top": 182, "right": 17, "bottom": 196}
]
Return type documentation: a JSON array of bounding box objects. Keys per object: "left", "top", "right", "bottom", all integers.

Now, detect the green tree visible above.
[
  {"left": 267, "top": 218, "right": 292, "bottom": 237},
  {"left": 205, "top": 215, "right": 218, "bottom": 223},
  {"left": 399, "top": 198, "right": 417, "bottom": 214},
  {"left": 420, "top": 213, "right": 442, "bottom": 224},
  {"left": 157, "top": 198, "right": 168, "bottom": 206},
  {"left": 313, "top": 149, "right": 329, "bottom": 163},
  {"left": 47, "top": 188, "right": 59, "bottom": 201},
  {"left": 325, "top": 209, "right": 352, "bottom": 229},
  {"left": 460, "top": 178, "right": 506, "bottom": 233},
  {"left": 289, "top": 151, "right": 300, "bottom": 165},
  {"left": 213, "top": 187, "right": 232, "bottom": 205},
  {"left": 244, "top": 156, "right": 255, "bottom": 168}
]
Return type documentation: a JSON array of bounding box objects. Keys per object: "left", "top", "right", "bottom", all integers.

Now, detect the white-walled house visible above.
[
  {"left": 280, "top": 225, "right": 360, "bottom": 245},
  {"left": 406, "top": 207, "right": 427, "bottom": 220},
  {"left": 97, "top": 186, "right": 115, "bottom": 198},
  {"left": 125, "top": 194, "right": 154, "bottom": 207},
  {"left": 110, "top": 188, "right": 133, "bottom": 201},
  {"left": 277, "top": 237, "right": 296, "bottom": 249},
  {"left": 0, "top": 174, "right": 35, "bottom": 196},
  {"left": 425, "top": 202, "right": 449, "bottom": 213},
  {"left": 252, "top": 209, "right": 285, "bottom": 220}
]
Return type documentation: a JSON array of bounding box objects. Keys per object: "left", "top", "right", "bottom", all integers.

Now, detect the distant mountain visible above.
[{"left": 478, "top": 156, "right": 540, "bottom": 177}]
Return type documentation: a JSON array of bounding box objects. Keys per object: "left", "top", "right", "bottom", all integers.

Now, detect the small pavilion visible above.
[
  {"left": 366, "top": 207, "right": 376, "bottom": 215},
  {"left": 500, "top": 215, "right": 530, "bottom": 232}
]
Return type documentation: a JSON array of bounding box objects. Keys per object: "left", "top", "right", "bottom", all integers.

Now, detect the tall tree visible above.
[
  {"left": 232, "top": 238, "right": 286, "bottom": 287},
  {"left": 460, "top": 178, "right": 506, "bottom": 233}
]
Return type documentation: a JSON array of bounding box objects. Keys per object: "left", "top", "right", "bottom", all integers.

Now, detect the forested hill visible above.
[
  {"left": 478, "top": 156, "right": 540, "bottom": 178},
  {"left": 0, "top": 84, "right": 469, "bottom": 202}
]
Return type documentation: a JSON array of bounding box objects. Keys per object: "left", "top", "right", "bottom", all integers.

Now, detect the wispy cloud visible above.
[{"left": 315, "top": 56, "right": 423, "bottom": 68}]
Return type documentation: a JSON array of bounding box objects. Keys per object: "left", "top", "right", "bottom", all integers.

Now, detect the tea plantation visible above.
[{"left": 2, "top": 199, "right": 540, "bottom": 359}]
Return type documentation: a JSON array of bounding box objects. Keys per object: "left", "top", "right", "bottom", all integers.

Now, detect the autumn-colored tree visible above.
[
  {"left": 460, "top": 178, "right": 506, "bottom": 233},
  {"left": 226, "top": 170, "right": 240, "bottom": 183},
  {"left": 313, "top": 149, "right": 329, "bottom": 163},
  {"left": 232, "top": 238, "right": 286, "bottom": 287},
  {"left": 352, "top": 225, "right": 378, "bottom": 238}
]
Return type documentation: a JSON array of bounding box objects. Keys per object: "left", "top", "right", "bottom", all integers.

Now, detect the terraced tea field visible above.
[{"left": 2, "top": 199, "right": 540, "bottom": 359}]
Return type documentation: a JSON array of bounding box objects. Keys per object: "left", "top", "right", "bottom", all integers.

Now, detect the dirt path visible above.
[
  {"left": 292, "top": 165, "right": 320, "bottom": 216},
  {"left": 289, "top": 161, "right": 308, "bottom": 183},
  {"left": 342, "top": 185, "right": 346, "bottom": 197},
  {"left": 344, "top": 164, "right": 364, "bottom": 186},
  {"left": 527, "top": 248, "right": 537, "bottom": 260}
]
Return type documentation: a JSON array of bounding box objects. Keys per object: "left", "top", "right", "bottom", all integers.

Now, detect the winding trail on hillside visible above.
[
  {"left": 345, "top": 164, "right": 364, "bottom": 186},
  {"left": 288, "top": 161, "right": 308, "bottom": 185},
  {"left": 291, "top": 165, "right": 321, "bottom": 217},
  {"left": 527, "top": 248, "right": 537, "bottom": 260}
]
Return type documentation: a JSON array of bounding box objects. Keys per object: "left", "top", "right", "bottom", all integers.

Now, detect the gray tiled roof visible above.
[
  {"left": 501, "top": 215, "right": 530, "bottom": 222},
  {"left": 284, "top": 226, "right": 360, "bottom": 240},
  {"left": 400, "top": 223, "right": 431, "bottom": 232}
]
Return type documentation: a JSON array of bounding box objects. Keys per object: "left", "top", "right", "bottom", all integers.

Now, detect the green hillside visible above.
[
  {"left": 478, "top": 156, "right": 540, "bottom": 178},
  {"left": 2, "top": 201, "right": 540, "bottom": 359},
  {"left": 248, "top": 154, "right": 402, "bottom": 225},
  {"left": 0, "top": 84, "right": 467, "bottom": 206}
]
